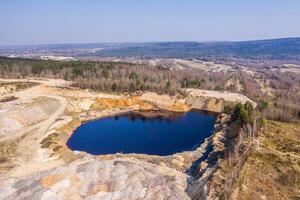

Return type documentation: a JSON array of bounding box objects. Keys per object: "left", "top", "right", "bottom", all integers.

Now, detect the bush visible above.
[
  {"left": 214, "top": 85, "right": 224, "bottom": 91},
  {"left": 258, "top": 117, "right": 267, "bottom": 128},
  {"left": 129, "top": 72, "right": 139, "bottom": 80},
  {"left": 258, "top": 99, "right": 268, "bottom": 111},
  {"left": 111, "top": 83, "right": 118, "bottom": 91},
  {"left": 223, "top": 105, "right": 234, "bottom": 114},
  {"left": 232, "top": 102, "right": 254, "bottom": 124}
]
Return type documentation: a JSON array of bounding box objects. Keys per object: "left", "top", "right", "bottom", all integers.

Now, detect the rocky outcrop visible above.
[
  {"left": 187, "top": 115, "right": 260, "bottom": 200},
  {"left": 1, "top": 157, "right": 190, "bottom": 200},
  {"left": 185, "top": 89, "right": 256, "bottom": 113},
  {"left": 186, "top": 96, "right": 225, "bottom": 113},
  {"left": 187, "top": 114, "right": 229, "bottom": 199},
  {"left": 139, "top": 92, "right": 189, "bottom": 112},
  {"left": 90, "top": 90, "right": 255, "bottom": 114}
]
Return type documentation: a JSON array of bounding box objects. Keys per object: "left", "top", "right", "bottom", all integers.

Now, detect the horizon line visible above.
[{"left": 0, "top": 36, "right": 299, "bottom": 48}]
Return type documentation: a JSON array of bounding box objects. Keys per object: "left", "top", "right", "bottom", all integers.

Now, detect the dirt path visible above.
[
  {"left": 11, "top": 95, "right": 67, "bottom": 178},
  {"left": 0, "top": 79, "right": 69, "bottom": 179},
  {"left": 0, "top": 78, "right": 71, "bottom": 88}
]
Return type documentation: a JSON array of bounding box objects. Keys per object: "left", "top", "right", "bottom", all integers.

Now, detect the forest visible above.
[
  {"left": 94, "top": 38, "right": 300, "bottom": 61},
  {"left": 0, "top": 56, "right": 299, "bottom": 122},
  {"left": 0, "top": 57, "right": 234, "bottom": 94}
]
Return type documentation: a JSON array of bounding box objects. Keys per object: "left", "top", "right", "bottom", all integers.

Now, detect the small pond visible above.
[{"left": 67, "top": 110, "right": 216, "bottom": 156}]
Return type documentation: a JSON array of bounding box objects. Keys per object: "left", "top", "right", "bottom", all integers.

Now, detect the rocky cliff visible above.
[
  {"left": 187, "top": 114, "right": 260, "bottom": 200},
  {"left": 185, "top": 89, "right": 256, "bottom": 113}
]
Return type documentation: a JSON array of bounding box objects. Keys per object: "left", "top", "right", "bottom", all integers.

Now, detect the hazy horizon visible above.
[
  {"left": 1, "top": 0, "right": 300, "bottom": 46},
  {"left": 1, "top": 37, "right": 300, "bottom": 48}
]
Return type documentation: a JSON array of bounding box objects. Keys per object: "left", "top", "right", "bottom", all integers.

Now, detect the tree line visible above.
[
  {"left": 0, "top": 56, "right": 299, "bottom": 122},
  {"left": 0, "top": 57, "right": 232, "bottom": 95}
]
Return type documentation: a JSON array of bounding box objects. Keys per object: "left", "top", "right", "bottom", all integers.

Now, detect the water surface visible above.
[{"left": 67, "top": 110, "right": 215, "bottom": 156}]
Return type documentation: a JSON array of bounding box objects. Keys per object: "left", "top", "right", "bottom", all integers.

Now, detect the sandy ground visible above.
[
  {"left": 146, "top": 58, "right": 235, "bottom": 72},
  {"left": 0, "top": 78, "right": 124, "bottom": 179},
  {"left": 0, "top": 79, "right": 69, "bottom": 179},
  {"left": 0, "top": 78, "right": 71, "bottom": 87}
]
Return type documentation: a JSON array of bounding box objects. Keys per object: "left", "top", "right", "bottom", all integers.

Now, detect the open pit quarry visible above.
[{"left": 0, "top": 78, "right": 256, "bottom": 200}]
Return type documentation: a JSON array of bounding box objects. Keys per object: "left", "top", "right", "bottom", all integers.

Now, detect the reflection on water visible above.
[{"left": 67, "top": 110, "right": 216, "bottom": 156}]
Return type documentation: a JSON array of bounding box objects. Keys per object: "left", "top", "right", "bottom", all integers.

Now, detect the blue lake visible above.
[{"left": 67, "top": 110, "right": 216, "bottom": 156}]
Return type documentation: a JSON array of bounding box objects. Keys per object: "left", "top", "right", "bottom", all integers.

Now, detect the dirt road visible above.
[{"left": 0, "top": 78, "right": 69, "bottom": 179}]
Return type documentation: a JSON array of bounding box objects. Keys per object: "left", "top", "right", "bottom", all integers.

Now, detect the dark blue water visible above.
[{"left": 67, "top": 110, "right": 216, "bottom": 156}]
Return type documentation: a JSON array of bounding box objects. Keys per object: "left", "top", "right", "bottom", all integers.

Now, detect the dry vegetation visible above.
[
  {"left": 1, "top": 56, "right": 299, "bottom": 123},
  {"left": 0, "top": 81, "right": 37, "bottom": 96},
  {"left": 242, "top": 70, "right": 300, "bottom": 122},
  {"left": 230, "top": 121, "right": 300, "bottom": 200},
  {"left": 0, "top": 57, "right": 233, "bottom": 95}
]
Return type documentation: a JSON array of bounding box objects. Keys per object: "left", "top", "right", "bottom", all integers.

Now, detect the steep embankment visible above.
[{"left": 185, "top": 89, "right": 256, "bottom": 113}]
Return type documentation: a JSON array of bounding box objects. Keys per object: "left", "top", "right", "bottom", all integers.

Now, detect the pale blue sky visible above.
[{"left": 0, "top": 0, "right": 300, "bottom": 45}]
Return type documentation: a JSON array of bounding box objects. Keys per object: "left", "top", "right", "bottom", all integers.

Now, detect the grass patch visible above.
[{"left": 230, "top": 121, "right": 300, "bottom": 200}]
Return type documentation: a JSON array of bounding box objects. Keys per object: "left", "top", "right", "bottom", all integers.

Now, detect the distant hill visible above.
[
  {"left": 1, "top": 37, "right": 300, "bottom": 61},
  {"left": 94, "top": 38, "right": 300, "bottom": 60}
]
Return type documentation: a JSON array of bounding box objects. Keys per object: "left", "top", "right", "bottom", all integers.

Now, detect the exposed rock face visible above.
[
  {"left": 91, "top": 96, "right": 153, "bottom": 110},
  {"left": 187, "top": 114, "right": 230, "bottom": 200},
  {"left": 1, "top": 157, "right": 189, "bottom": 200},
  {"left": 186, "top": 96, "right": 224, "bottom": 113},
  {"left": 185, "top": 89, "right": 256, "bottom": 113},
  {"left": 139, "top": 92, "right": 189, "bottom": 112},
  {"left": 187, "top": 115, "right": 260, "bottom": 200}
]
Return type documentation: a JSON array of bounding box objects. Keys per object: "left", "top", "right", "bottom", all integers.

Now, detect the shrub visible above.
[
  {"left": 223, "top": 105, "right": 234, "bottom": 114},
  {"left": 258, "top": 117, "right": 267, "bottom": 128},
  {"left": 258, "top": 99, "right": 268, "bottom": 111},
  {"left": 111, "top": 83, "right": 118, "bottom": 91},
  {"left": 232, "top": 102, "right": 254, "bottom": 124},
  {"left": 129, "top": 72, "right": 139, "bottom": 80}
]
